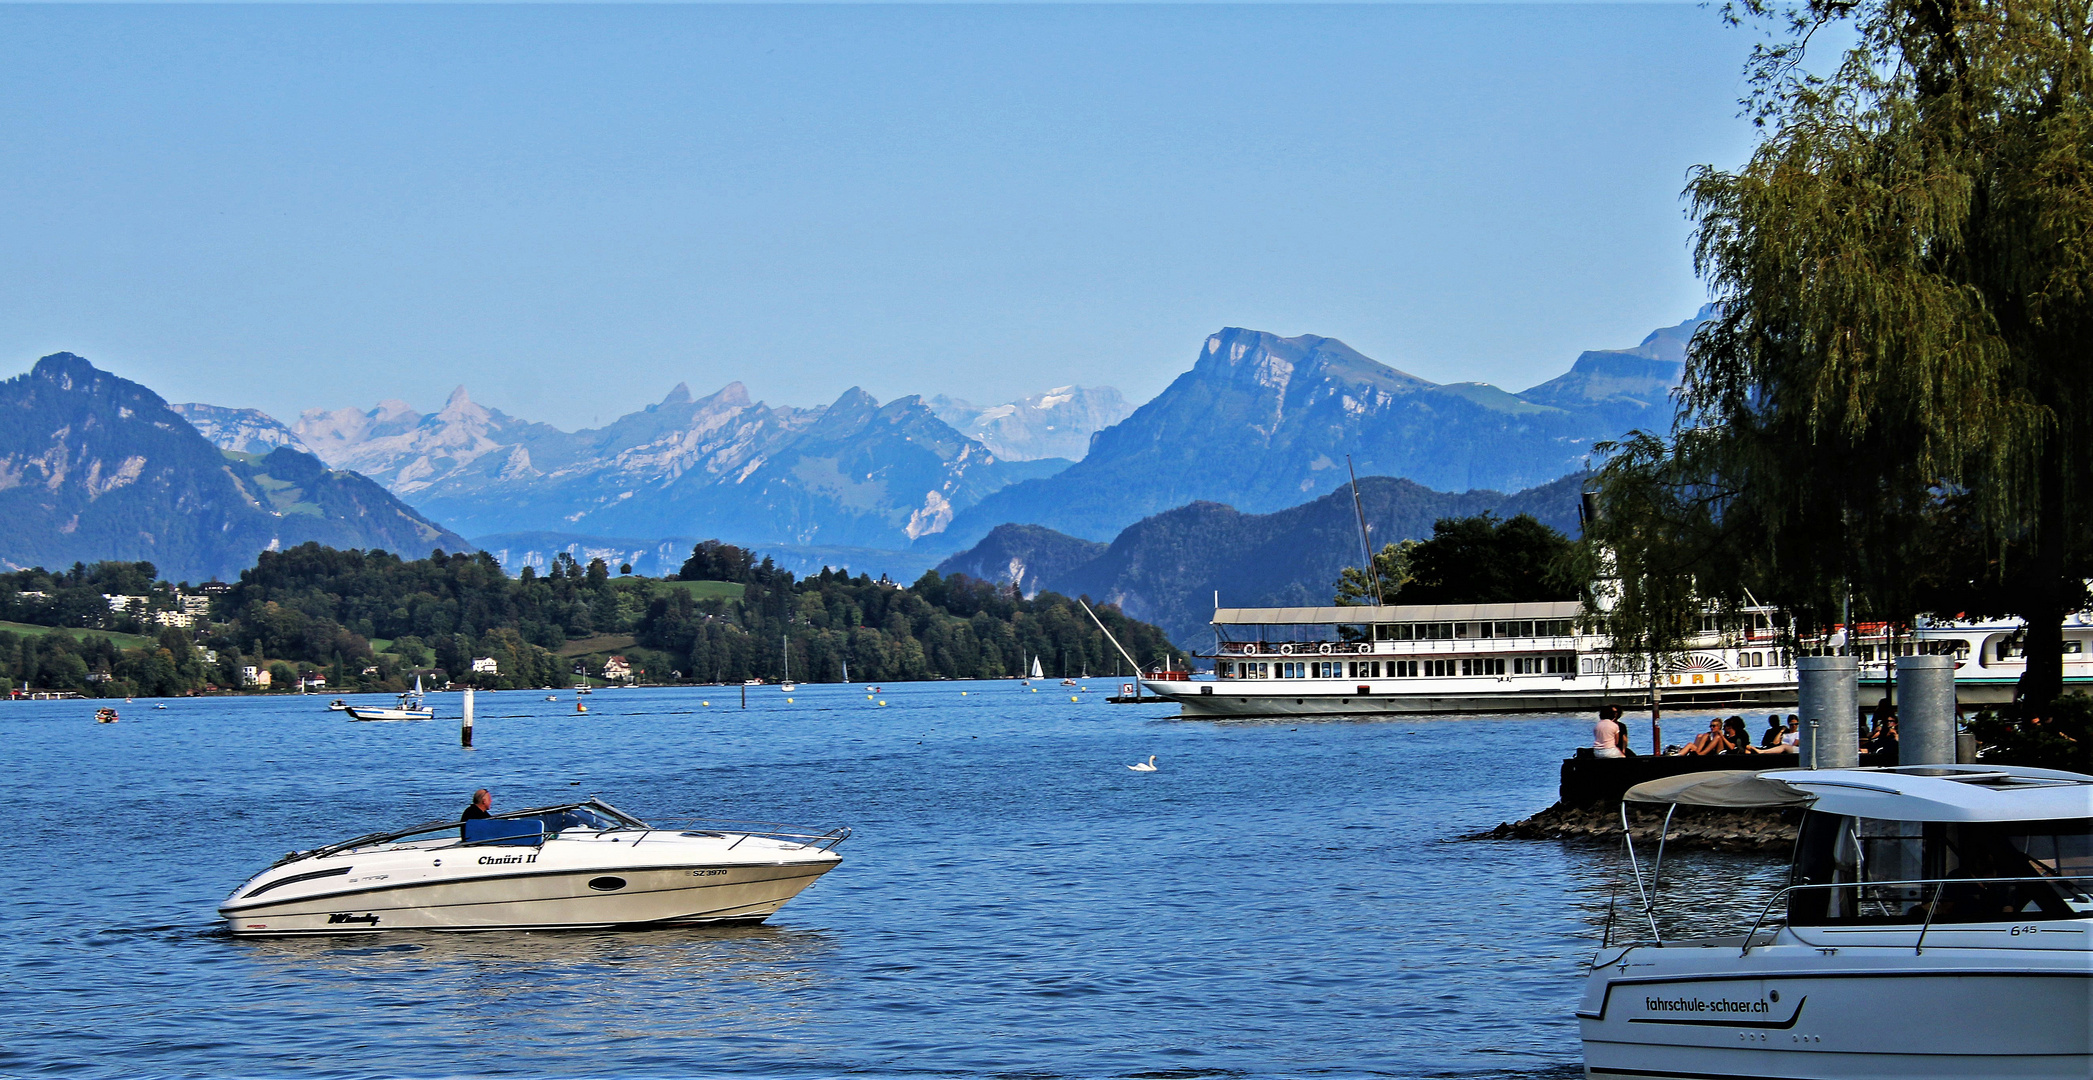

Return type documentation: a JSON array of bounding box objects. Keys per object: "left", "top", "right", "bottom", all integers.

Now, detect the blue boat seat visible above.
[{"left": 463, "top": 817, "right": 546, "bottom": 846}]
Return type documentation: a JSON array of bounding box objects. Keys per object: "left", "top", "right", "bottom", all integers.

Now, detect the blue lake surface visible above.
[{"left": 2, "top": 682, "right": 1782, "bottom": 1078}]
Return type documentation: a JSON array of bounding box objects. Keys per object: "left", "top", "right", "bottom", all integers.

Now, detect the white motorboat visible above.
[
  {"left": 219, "top": 799, "right": 849, "bottom": 936},
  {"left": 344, "top": 676, "right": 434, "bottom": 722},
  {"left": 1579, "top": 765, "right": 2093, "bottom": 1079},
  {"left": 325, "top": 698, "right": 349, "bottom": 712}
]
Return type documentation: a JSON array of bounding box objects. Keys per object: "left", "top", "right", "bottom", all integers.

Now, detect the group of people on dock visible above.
[
  {"left": 1667, "top": 714, "right": 1800, "bottom": 757},
  {"left": 1589, "top": 702, "right": 1908, "bottom": 763}
]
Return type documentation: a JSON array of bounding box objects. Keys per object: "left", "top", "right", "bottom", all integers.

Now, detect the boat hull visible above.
[
  {"left": 343, "top": 707, "right": 433, "bottom": 722},
  {"left": 221, "top": 861, "right": 836, "bottom": 935},
  {"left": 1580, "top": 940, "right": 2093, "bottom": 1080},
  {"left": 1143, "top": 679, "right": 1798, "bottom": 718}
]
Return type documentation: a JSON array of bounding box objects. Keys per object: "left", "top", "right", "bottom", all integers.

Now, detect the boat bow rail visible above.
[{"left": 650, "top": 819, "right": 852, "bottom": 852}]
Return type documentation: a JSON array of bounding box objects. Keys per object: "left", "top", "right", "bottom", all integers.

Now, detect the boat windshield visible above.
[
  {"left": 513, "top": 805, "right": 627, "bottom": 835},
  {"left": 1789, "top": 811, "right": 2093, "bottom": 925}
]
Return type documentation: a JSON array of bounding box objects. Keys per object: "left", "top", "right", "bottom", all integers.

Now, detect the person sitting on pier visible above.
[
  {"left": 1592, "top": 705, "right": 1631, "bottom": 758},
  {"left": 1612, "top": 716, "right": 1638, "bottom": 757},
  {"left": 1760, "top": 715, "right": 1800, "bottom": 754},
  {"left": 1719, "top": 716, "right": 1763, "bottom": 755},
  {"left": 1673, "top": 717, "right": 1731, "bottom": 756}
]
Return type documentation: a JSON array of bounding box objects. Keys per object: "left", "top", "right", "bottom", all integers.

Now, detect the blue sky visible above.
[{"left": 0, "top": 3, "right": 1769, "bottom": 428}]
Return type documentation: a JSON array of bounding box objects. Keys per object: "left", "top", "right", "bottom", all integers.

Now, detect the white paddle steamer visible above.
[{"left": 1139, "top": 601, "right": 1796, "bottom": 719}]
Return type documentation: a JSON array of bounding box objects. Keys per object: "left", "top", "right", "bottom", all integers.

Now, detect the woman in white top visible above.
[{"left": 1593, "top": 706, "right": 1630, "bottom": 758}]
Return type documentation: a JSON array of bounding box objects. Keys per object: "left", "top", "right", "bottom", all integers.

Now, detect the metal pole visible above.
[
  {"left": 1797, "top": 654, "right": 1858, "bottom": 768},
  {"left": 460, "top": 686, "right": 474, "bottom": 748},
  {"left": 1345, "top": 456, "right": 1384, "bottom": 605},
  {"left": 1078, "top": 598, "right": 1144, "bottom": 675},
  {"left": 1896, "top": 654, "right": 1957, "bottom": 765}
]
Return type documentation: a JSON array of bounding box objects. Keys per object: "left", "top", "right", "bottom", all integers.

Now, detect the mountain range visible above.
[
  {"left": 935, "top": 472, "right": 1589, "bottom": 648},
  {"left": 933, "top": 308, "right": 1707, "bottom": 549},
  {"left": 0, "top": 354, "right": 469, "bottom": 582},
  {"left": 5, "top": 308, "right": 1701, "bottom": 592},
  {"left": 280, "top": 382, "right": 1067, "bottom": 549}
]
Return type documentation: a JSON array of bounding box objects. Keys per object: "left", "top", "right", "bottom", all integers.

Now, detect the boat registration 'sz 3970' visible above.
[
  {"left": 1580, "top": 765, "right": 2092, "bottom": 1080},
  {"left": 218, "top": 799, "right": 848, "bottom": 935}
]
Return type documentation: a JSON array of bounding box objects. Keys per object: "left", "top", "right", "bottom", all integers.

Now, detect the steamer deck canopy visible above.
[{"left": 1214, "top": 601, "right": 1586, "bottom": 646}]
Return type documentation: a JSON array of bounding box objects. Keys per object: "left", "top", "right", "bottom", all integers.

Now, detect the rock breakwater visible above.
[{"left": 1470, "top": 802, "right": 1799, "bottom": 853}]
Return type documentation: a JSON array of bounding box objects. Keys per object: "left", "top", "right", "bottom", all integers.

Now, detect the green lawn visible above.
[
  {"left": 652, "top": 579, "right": 745, "bottom": 602},
  {"left": 557, "top": 634, "right": 639, "bottom": 658},
  {"left": 0, "top": 621, "right": 158, "bottom": 650}
]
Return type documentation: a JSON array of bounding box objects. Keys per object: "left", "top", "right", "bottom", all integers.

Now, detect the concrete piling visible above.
[
  {"left": 461, "top": 686, "right": 475, "bottom": 748},
  {"left": 1896, "top": 654, "right": 1957, "bottom": 766},
  {"left": 1797, "top": 655, "right": 1859, "bottom": 769}
]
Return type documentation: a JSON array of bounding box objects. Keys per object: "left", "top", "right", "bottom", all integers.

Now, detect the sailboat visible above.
[
  {"left": 345, "top": 674, "right": 435, "bottom": 722},
  {"left": 1029, "top": 655, "right": 1044, "bottom": 681},
  {"left": 780, "top": 635, "right": 796, "bottom": 693}
]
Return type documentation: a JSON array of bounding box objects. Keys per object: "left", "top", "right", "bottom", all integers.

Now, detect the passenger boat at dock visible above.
[
  {"left": 1846, "top": 613, "right": 2093, "bottom": 705},
  {"left": 1135, "top": 603, "right": 2093, "bottom": 719},
  {"left": 1580, "top": 764, "right": 2092, "bottom": 1079},
  {"left": 1139, "top": 601, "right": 1798, "bottom": 718},
  {"left": 219, "top": 799, "right": 848, "bottom": 935}
]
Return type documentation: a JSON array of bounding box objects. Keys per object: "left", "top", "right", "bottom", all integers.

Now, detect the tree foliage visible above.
[
  {"left": 1593, "top": 0, "right": 2093, "bottom": 707},
  {"left": 1336, "top": 513, "right": 1576, "bottom": 606},
  {"left": 0, "top": 540, "right": 1181, "bottom": 696}
]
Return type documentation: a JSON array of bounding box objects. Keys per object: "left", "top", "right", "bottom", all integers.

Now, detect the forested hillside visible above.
[{"left": 0, "top": 541, "right": 1178, "bottom": 697}]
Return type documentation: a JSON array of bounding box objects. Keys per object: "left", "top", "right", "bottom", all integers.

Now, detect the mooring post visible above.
[
  {"left": 741, "top": 682, "right": 747, "bottom": 709},
  {"left": 461, "top": 686, "right": 475, "bottom": 748},
  {"left": 1797, "top": 655, "right": 1858, "bottom": 768},
  {"left": 1896, "top": 654, "right": 1957, "bottom": 766}
]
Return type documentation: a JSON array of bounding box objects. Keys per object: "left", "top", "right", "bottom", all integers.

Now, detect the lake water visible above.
[{"left": 2, "top": 683, "right": 1784, "bottom": 1079}]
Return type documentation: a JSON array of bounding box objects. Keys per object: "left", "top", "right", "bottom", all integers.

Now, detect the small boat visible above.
[
  {"left": 1030, "top": 655, "right": 1045, "bottom": 681},
  {"left": 1059, "top": 678, "right": 1077, "bottom": 686},
  {"left": 780, "top": 635, "right": 796, "bottom": 693},
  {"left": 217, "top": 798, "right": 849, "bottom": 935},
  {"left": 94, "top": 707, "right": 118, "bottom": 724},
  {"left": 345, "top": 676, "right": 435, "bottom": 722},
  {"left": 545, "top": 696, "right": 558, "bottom": 702},
  {"left": 1580, "top": 764, "right": 2093, "bottom": 1078},
  {"left": 326, "top": 699, "right": 350, "bottom": 712}
]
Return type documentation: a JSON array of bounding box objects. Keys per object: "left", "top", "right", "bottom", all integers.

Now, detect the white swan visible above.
[{"left": 1128, "top": 755, "right": 1157, "bottom": 772}]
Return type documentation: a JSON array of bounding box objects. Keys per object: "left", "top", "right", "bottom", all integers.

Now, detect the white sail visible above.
[{"left": 1029, "top": 656, "right": 1044, "bottom": 680}]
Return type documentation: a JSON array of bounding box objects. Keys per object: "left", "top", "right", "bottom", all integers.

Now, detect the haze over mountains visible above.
[
  {"left": 0, "top": 354, "right": 468, "bottom": 582},
  {"left": 928, "top": 386, "right": 1133, "bottom": 462}
]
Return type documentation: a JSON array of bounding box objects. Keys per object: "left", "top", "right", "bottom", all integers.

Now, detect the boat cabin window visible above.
[{"left": 1789, "top": 811, "right": 2093, "bottom": 925}]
